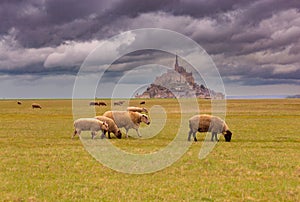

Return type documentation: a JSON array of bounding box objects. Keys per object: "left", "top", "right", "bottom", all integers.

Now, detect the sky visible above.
[{"left": 0, "top": 0, "right": 300, "bottom": 98}]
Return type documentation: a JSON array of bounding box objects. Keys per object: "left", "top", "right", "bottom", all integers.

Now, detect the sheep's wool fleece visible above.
[
  {"left": 94, "top": 116, "right": 118, "bottom": 134},
  {"left": 74, "top": 118, "right": 103, "bottom": 131},
  {"left": 189, "top": 114, "right": 228, "bottom": 133},
  {"left": 103, "top": 111, "right": 141, "bottom": 129}
]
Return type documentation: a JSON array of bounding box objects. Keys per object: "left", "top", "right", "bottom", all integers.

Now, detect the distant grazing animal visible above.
[
  {"left": 188, "top": 114, "right": 232, "bottom": 142},
  {"left": 113, "top": 101, "right": 125, "bottom": 106},
  {"left": 89, "top": 101, "right": 100, "bottom": 106},
  {"left": 17, "top": 101, "right": 22, "bottom": 105},
  {"left": 103, "top": 111, "right": 150, "bottom": 138},
  {"left": 94, "top": 116, "right": 122, "bottom": 139},
  {"left": 98, "top": 101, "right": 107, "bottom": 106},
  {"left": 32, "top": 103, "right": 42, "bottom": 109},
  {"left": 73, "top": 118, "right": 109, "bottom": 139},
  {"left": 127, "top": 106, "right": 148, "bottom": 113},
  {"left": 140, "top": 101, "right": 146, "bottom": 105}
]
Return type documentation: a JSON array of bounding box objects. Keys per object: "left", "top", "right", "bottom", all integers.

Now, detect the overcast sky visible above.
[{"left": 1, "top": 0, "right": 300, "bottom": 98}]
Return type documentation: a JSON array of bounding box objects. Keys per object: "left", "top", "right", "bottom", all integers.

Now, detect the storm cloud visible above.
[{"left": 0, "top": 0, "right": 299, "bottom": 98}]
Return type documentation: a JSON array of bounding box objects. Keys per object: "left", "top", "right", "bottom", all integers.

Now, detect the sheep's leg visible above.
[
  {"left": 136, "top": 129, "right": 142, "bottom": 137},
  {"left": 211, "top": 132, "right": 218, "bottom": 141},
  {"left": 101, "top": 130, "right": 106, "bottom": 139},
  {"left": 77, "top": 130, "right": 82, "bottom": 139},
  {"left": 72, "top": 129, "right": 77, "bottom": 139},
  {"left": 188, "top": 130, "right": 193, "bottom": 141},
  {"left": 215, "top": 133, "right": 219, "bottom": 141},
  {"left": 91, "top": 131, "right": 96, "bottom": 139},
  {"left": 125, "top": 129, "right": 129, "bottom": 138},
  {"left": 193, "top": 132, "right": 197, "bottom": 142},
  {"left": 108, "top": 132, "right": 112, "bottom": 139}
]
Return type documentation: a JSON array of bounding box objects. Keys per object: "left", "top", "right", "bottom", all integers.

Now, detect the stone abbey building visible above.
[{"left": 135, "top": 55, "right": 224, "bottom": 99}]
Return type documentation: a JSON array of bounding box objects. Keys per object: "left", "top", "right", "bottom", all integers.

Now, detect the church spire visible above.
[{"left": 175, "top": 54, "right": 178, "bottom": 68}]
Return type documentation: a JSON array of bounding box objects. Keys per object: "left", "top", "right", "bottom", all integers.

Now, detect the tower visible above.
[{"left": 175, "top": 54, "right": 178, "bottom": 68}]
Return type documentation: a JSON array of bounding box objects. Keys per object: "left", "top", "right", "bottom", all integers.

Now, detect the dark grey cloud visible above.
[
  {"left": 0, "top": 62, "right": 79, "bottom": 76},
  {"left": 236, "top": 0, "right": 300, "bottom": 26},
  {"left": 2, "top": 0, "right": 294, "bottom": 48}
]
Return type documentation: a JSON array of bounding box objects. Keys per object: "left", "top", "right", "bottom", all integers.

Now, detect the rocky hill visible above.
[{"left": 135, "top": 56, "right": 224, "bottom": 99}]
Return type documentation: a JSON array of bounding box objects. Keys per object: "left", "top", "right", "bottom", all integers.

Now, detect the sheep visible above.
[
  {"left": 113, "top": 101, "right": 125, "bottom": 106},
  {"left": 140, "top": 101, "right": 146, "bottom": 105},
  {"left": 17, "top": 101, "right": 22, "bottom": 105},
  {"left": 89, "top": 101, "right": 99, "bottom": 106},
  {"left": 188, "top": 114, "right": 232, "bottom": 142},
  {"left": 127, "top": 106, "right": 148, "bottom": 113},
  {"left": 98, "top": 101, "right": 107, "bottom": 106},
  {"left": 94, "top": 116, "right": 122, "bottom": 139},
  {"left": 103, "top": 111, "right": 150, "bottom": 138},
  {"left": 89, "top": 101, "right": 107, "bottom": 106},
  {"left": 72, "top": 118, "right": 109, "bottom": 139},
  {"left": 32, "top": 103, "right": 42, "bottom": 109}
]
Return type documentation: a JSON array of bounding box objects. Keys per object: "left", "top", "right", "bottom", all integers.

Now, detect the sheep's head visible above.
[
  {"left": 224, "top": 130, "right": 232, "bottom": 142},
  {"left": 116, "top": 130, "right": 122, "bottom": 139},
  {"left": 141, "top": 114, "right": 150, "bottom": 125},
  {"left": 101, "top": 121, "right": 109, "bottom": 131},
  {"left": 142, "top": 107, "right": 148, "bottom": 113}
]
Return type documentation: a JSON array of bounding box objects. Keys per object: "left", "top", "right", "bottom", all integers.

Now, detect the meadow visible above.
[{"left": 0, "top": 99, "right": 299, "bottom": 201}]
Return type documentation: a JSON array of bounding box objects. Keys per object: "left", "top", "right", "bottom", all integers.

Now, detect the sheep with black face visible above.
[
  {"left": 188, "top": 114, "right": 232, "bottom": 142},
  {"left": 94, "top": 116, "right": 122, "bottom": 139}
]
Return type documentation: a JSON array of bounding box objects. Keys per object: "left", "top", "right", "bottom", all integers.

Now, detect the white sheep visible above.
[
  {"left": 103, "top": 111, "right": 150, "bottom": 138},
  {"left": 127, "top": 106, "right": 148, "bottom": 113},
  {"left": 32, "top": 103, "right": 42, "bottom": 109},
  {"left": 188, "top": 114, "right": 232, "bottom": 142},
  {"left": 72, "top": 118, "right": 109, "bottom": 139},
  {"left": 94, "top": 116, "right": 122, "bottom": 139}
]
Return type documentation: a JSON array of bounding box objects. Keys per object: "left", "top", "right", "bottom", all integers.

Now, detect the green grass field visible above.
[{"left": 0, "top": 99, "right": 299, "bottom": 201}]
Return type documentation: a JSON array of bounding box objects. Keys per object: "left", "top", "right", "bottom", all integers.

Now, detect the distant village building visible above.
[{"left": 136, "top": 55, "right": 224, "bottom": 99}]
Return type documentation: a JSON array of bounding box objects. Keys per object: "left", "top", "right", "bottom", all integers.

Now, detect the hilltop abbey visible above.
[{"left": 135, "top": 55, "right": 224, "bottom": 99}]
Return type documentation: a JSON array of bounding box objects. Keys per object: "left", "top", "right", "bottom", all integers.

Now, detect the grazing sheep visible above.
[
  {"left": 127, "top": 106, "right": 148, "bottom": 113},
  {"left": 17, "top": 101, "right": 22, "bottom": 105},
  {"left": 94, "top": 116, "right": 122, "bottom": 139},
  {"left": 89, "top": 101, "right": 99, "bottom": 106},
  {"left": 103, "top": 111, "right": 150, "bottom": 138},
  {"left": 32, "top": 103, "right": 42, "bottom": 109},
  {"left": 113, "top": 101, "right": 125, "bottom": 106},
  {"left": 98, "top": 101, "right": 107, "bottom": 106},
  {"left": 188, "top": 114, "right": 232, "bottom": 142},
  {"left": 140, "top": 101, "right": 146, "bottom": 105},
  {"left": 72, "top": 118, "right": 109, "bottom": 139}
]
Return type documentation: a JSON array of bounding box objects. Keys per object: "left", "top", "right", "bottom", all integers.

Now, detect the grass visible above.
[{"left": 0, "top": 99, "right": 299, "bottom": 201}]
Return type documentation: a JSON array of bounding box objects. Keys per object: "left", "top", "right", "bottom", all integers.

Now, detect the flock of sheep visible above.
[
  {"left": 17, "top": 100, "right": 232, "bottom": 141},
  {"left": 73, "top": 106, "right": 151, "bottom": 140},
  {"left": 73, "top": 102, "right": 232, "bottom": 142}
]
